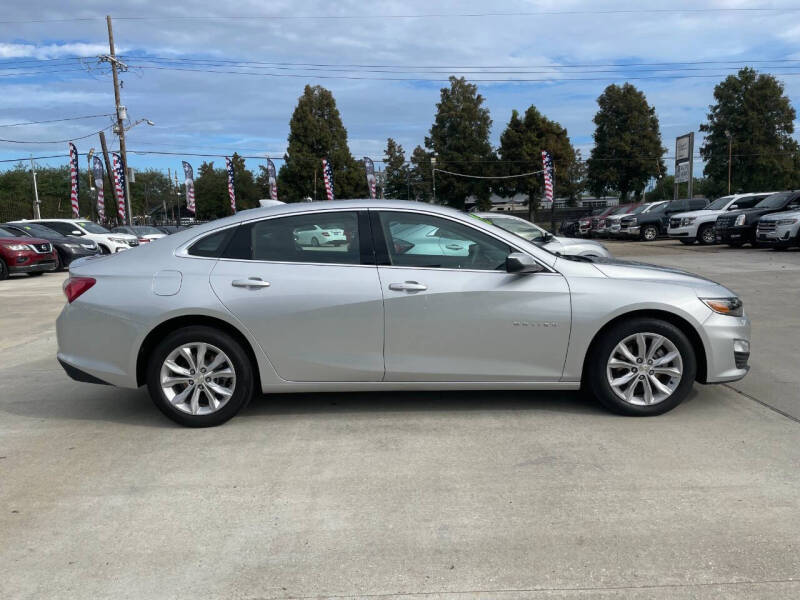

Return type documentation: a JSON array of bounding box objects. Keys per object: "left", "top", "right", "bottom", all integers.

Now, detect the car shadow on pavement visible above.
[{"left": 243, "top": 389, "right": 607, "bottom": 418}]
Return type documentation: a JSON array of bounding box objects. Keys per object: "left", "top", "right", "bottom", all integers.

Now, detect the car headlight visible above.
[
  {"left": 681, "top": 217, "right": 696, "bottom": 226},
  {"left": 64, "top": 243, "right": 82, "bottom": 249},
  {"left": 734, "top": 214, "right": 747, "bottom": 226},
  {"left": 109, "top": 237, "right": 129, "bottom": 244},
  {"left": 629, "top": 218, "right": 637, "bottom": 225},
  {"left": 701, "top": 297, "right": 743, "bottom": 317},
  {"left": 5, "top": 243, "right": 31, "bottom": 251},
  {"left": 776, "top": 218, "right": 798, "bottom": 225}
]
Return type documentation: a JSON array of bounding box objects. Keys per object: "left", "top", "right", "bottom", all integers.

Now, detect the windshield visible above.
[
  {"left": 630, "top": 204, "right": 653, "bottom": 215},
  {"left": 611, "top": 206, "right": 632, "bottom": 215},
  {"left": 642, "top": 202, "right": 667, "bottom": 213},
  {"left": 76, "top": 221, "right": 111, "bottom": 234},
  {"left": 133, "top": 226, "right": 163, "bottom": 235},
  {"left": 489, "top": 217, "right": 547, "bottom": 241},
  {"left": 706, "top": 196, "right": 735, "bottom": 210},
  {"left": 755, "top": 192, "right": 792, "bottom": 209},
  {"left": 8, "top": 222, "right": 64, "bottom": 239}
]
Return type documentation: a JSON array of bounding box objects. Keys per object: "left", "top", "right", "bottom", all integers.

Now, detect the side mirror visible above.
[
  {"left": 506, "top": 252, "right": 545, "bottom": 274},
  {"left": 71, "top": 230, "right": 84, "bottom": 236},
  {"left": 728, "top": 205, "right": 738, "bottom": 211}
]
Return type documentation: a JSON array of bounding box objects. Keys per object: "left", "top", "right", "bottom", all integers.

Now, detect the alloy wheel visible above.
[
  {"left": 606, "top": 332, "right": 683, "bottom": 406},
  {"left": 701, "top": 226, "right": 715, "bottom": 245},
  {"left": 644, "top": 227, "right": 658, "bottom": 241},
  {"left": 159, "top": 342, "right": 236, "bottom": 415}
]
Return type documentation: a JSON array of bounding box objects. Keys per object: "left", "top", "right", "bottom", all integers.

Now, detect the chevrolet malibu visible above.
[{"left": 57, "top": 200, "right": 751, "bottom": 427}]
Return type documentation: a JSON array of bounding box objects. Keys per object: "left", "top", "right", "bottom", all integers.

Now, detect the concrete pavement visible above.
[{"left": 1, "top": 245, "right": 798, "bottom": 599}]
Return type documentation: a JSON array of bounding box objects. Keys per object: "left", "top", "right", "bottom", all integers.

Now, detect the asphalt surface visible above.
[{"left": 1, "top": 241, "right": 799, "bottom": 600}]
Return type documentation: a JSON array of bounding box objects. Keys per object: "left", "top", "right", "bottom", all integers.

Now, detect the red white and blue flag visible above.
[
  {"left": 266, "top": 158, "right": 278, "bottom": 201},
  {"left": 322, "top": 158, "right": 334, "bottom": 201},
  {"left": 225, "top": 157, "right": 236, "bottom": 213},
  {"left": 111, "top": 152, "right": 126, "bottom": 221},
  {"left": 541, "top": 150, "right": 554, "bottom": 204},
  {"left": 363, "top": 156, "right": 376, "bottom": 199},
  {"left": 182, "top": 161, "right": 195, "bottom": 213},
  {"left": 68, "top": 142, "right": 80, "bottom": 217},
  {"left": 92, "top": 156, "right": 105, "bottom": 222}
]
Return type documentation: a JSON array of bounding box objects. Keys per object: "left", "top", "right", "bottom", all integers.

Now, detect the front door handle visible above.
[
  {"left": 231, "top": 277, "right": 271, "bottom": 289},
  {"left": 388, "top": 281, "right": 427, "bottom": 292},
  {"left": 445, "top": 244, "right": 463, "bottom": 250}
]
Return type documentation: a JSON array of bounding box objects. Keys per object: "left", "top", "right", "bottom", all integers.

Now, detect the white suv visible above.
[
  {"left": 33, "top": 219, "right": 139, "bottom": 254},
  {"left": 756, "top": 208, "right": 800, "bottom": 249},
  {"left": 667, "top": 193, "right": 774, "bottom": 245}
]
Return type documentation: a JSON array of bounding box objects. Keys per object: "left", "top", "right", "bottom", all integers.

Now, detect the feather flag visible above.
[
  {"left": 182, "top": 161, "right": 195, "bottom": 213},
  {"left": 266, "top": 158, "right": 278, "bottom": 201},
  {"left": 363, "top": 157, "right": 376, "bottom": 199},
  {"left": 68, "top": 142, "right": 80, "bottom": 217},
  {"left": 111, "top": 152, "right": 126, "bottom": 221},
  {"left": 225, "top": 157, "right": 236, "bottom": 213},
  {"left": 92, "top": 156, "right": 105, "bottom": 222},
  {"left": 322, "top": 158, "right": 334, "bottom": 201},
  {"left": 541, "top": 150, "right": 554, "bottom": 204}
]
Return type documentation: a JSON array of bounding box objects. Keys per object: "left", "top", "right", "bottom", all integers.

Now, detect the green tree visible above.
[
  {"left": 277, "top": 85, "right": 366, "bottom": 201},
  {"left": 194, "top": 154, "right": 259, "bottom": 219},
  {"left": 408, "top": 145, "right": 433, "bottom": 202},
  {"left": 425, "top": 76, "right": 494, "bottom": 209},
  {"left": 587, "top": 83, "right": 666, "bottom": 201},
  {"left": 699, "top": 67, "right": 799, "bottom": 197},
  {"left": 496, "top": 105, "right": 578, "bottom": 208},
  {"left": 383, "top": 138, "right": 409, "bottom": 199}
]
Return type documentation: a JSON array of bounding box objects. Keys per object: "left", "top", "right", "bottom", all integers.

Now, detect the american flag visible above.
[
  {"left": 541, "top": 150, "right": 554, "bottom": 204},
  {"left": 111, "top": 152, "right": 126, "bottom": 221},
  {"left": 363, "top": 156, "right": 376, "bottom": 199},
  {"left": 225, "top": 157, "right": 236, "bottom": 213},
  {"left": 267, "top": 158, "right": 278, "bottom": 200},
  {"left": 68, "top": 142, "right": 80, "bottom": 217},
  {"left": 92, "top": 156, "right": 105, "bottom": 222},
  {"left": 322, "top": 158, "right": 334, "bottom": 201},
  {"left": 182, "top": 161, "right": 195, "bottom": 213}
]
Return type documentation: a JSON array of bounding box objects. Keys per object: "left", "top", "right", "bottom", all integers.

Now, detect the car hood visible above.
[
  {"left": 759, "top": 209, "right": 800, "bottom": 222},
  {"left": 588, "top": 256, "right": 720, "bottom": 288},
  {"left": 671, "top": 209, "right": 723, "bottom": 219},
  {"left": 546, "top": 235, "right": 605, "bottom": 249},
  {"left": 106, "top": 232, "right": 138, "bottom": 240},
  {"left": 0, "top": 236, "right": 51, "bottom": 245}
]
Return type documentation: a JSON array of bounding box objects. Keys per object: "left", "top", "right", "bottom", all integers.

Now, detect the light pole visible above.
[
  {"left": 430, "top": 155, "right": 437, "bottom": 204},
  {"left": 725, "top": 130, "right": 733, "bottom": 195}
]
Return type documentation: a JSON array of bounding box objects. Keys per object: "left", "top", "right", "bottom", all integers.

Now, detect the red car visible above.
[{"left": 0, "top": 228, "right": 58, "bottom": 280}]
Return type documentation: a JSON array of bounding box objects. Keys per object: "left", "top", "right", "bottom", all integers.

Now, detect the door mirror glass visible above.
[
  {"left": 71, "top": 230, "right": 84, "bottom": 236},
  {"left": 506, "top": 252, "right": 545, "bottom": 274},
  {"left": 728, "top": 205, "right": 738, "bottom": 211}
]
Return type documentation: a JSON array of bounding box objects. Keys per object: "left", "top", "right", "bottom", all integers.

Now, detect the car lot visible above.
[{"left": 1, "top": 241, "right": 799, "bottom": 599}]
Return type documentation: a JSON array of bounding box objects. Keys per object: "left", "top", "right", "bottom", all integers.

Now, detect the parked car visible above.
[
  {"left": 57, "top": 199, "right": 750, "bottom": 427},
  {"left": 756, "top": 207, "right": 800, "bottom": 249},
  {"left": 558, "top": 218, "right": 580, "bottom": 237},
  {"left": 112, "top": 225, "right": 168, "bottom": 243},
  {"left": 578, "top": 207, "right": 615, "bottom": 237},
  {"left": 33, "top": 219, "right": 139, "bottom": 254},
  {"left": 2, "top": 221, "right": 100, "bottom": 270},
  {"left": 293, "top": 222, "right": 348, "bottom": 247},
  {"left": 611, "top": 202, "right": 667, "bottom": 238},
  {"left": 716, "top": 191, "right": 800, "bottom": 247},
  {"left": 475, "top": 212, "right": 611, "bottom": 258},
  {"left": 619, "top": 198, "right": 708, "bottom": 241},
  {"left": 0, "top": 226, "right": 58, "bottom": 280},
  {"left": 596, "top": 204, "right": 639, "bottom": 238},
  {"left": 668, "top": 193, "right": 773, "bottom": 245},
  {"left": 156, "top": 225, "right": 186, "bottom": 235}
]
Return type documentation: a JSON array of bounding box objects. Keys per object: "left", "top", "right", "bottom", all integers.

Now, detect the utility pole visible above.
[
  {"left": 29, "top": 155, "right": 41, "bottom": 219},
  {"left": 726, "top": 130, "right": 733, "bottom": 195},
  {"left": 174, "top": 172, "right": 181, "bottom": 224},
  {"left": 102, "top": 15, "right": 132, "bottom": 225},
  {"left": 431, "top": 156, "right": 437, "bottom": 204}
]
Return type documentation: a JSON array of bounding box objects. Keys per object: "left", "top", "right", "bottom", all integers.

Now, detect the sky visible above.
[{"left": 1, "top": 0, "right": 799, "bottom": 183}]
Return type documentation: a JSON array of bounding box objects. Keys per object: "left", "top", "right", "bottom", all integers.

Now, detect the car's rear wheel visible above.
[
  {"left": 27, "top": 271, "right": 44, "bottom": 277},
  {"left": 640, "top": 225, "right": 659, "bottom": 241},
  {"left": 698, "top": 224, "right": 716, "bottom": 245},
  {"left": 0, "top": 258, "right": 8, "bottom": 281},
  {"left": 146, "top": 326, "right": 254, "bottom": 427},
  {"left": 586, "top": 318, "right": 696, "bottom": 416},
  {"left": 99, "top": 245, "right": 111, "bottom": 255}
]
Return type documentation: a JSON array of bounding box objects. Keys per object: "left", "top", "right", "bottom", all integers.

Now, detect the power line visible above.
[
  {"left": 0, "top": 113, "right": 114, "bottom": 128},
  {"left": 3, "top": 7, "right": 800, "bottom": 23},
  {"left": 0, "top": 124, "right": 113, "bottom": 144}
]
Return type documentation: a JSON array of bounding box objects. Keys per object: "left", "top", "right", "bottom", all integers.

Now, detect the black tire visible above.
[
  {"left": 54, "top": 250, "right": 65, "bottom": 271},
  {"left": 585, "top": 317, "right": 697, "bottom": 416},
  {"left": 679, "top": 239, "right": 694, "bottom": 245},
  {"left": 697, "top": 224, "right": 716, "bottom": 245},
  {"left": 99, "top": 245, "right": 111, "bottom": 255},
  {"left": 640, "top": 225, "right": 659, "bottom": 241},
  {"left": 0, "top": 258, "right": 8, "bottom": 281},
  {"left": 27, "top": 271, "right": 45, "bottom": 277},
  {"left": 146, "top": 326, "right": 255, "bottom": 427},
  {"left": 311, "top": 237, "right": 320, "bottom": 247}
]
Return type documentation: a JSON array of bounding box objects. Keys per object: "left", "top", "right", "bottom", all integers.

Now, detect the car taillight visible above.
[
  {"left": 63, "top": 277, "right": 96, "bottom": 303},
  {"left": 138, "top": 238, "right": 150, "bottom": 243}
]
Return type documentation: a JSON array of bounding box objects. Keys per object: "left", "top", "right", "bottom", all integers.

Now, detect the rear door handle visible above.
[
  {"left": 388, "top": 281, "right": 427, "bottom": 292},
  {"left": 231, "top": 277, "right": 271, "bottom": 289}
]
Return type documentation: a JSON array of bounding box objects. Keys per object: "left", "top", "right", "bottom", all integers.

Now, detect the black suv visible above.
[
  {"left": 715, "top": 191, "right": 800, "bottom": 247},
  {"left": 620, "top": 198, "right": 708, "bottom": 241}
]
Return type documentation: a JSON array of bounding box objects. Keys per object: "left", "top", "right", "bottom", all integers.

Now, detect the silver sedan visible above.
[
  {"left": 57, "top": 200, "right": 750, "bottom": 427},
  {"left": 473, "top": 212, "right": 611, "bottom": 258}
]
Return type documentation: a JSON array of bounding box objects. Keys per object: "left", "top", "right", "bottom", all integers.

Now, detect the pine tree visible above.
[
  {"left": 587, "top": 83, "right": 666, "bottom": 201},
  {"left": 383, "top": 138, "right": 409, "bottom": 199},
  {"left": 277, "top": 85, "right": 365, "bottom": 201},
  {"left": 700, "top": 67, "right": 800, "bottom": 196}
]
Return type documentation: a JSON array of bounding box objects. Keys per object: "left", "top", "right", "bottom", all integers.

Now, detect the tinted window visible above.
[
  {"left": 0, "top": 226, "right": 23, "bottom": 237},
  {"left": 378, "top": 211, "right": 512, "bottom": 271},
  {"left": 225, "top": 212, "right": 361, "bottom": 265},
  {"left": 8, "top": 223, "right": 64, "bottom": 239},
  {"left": 755, "top": 192, "right": 792, "bottom": 209},
  {"left": 188, "top": 228, "right": 235, "bottom": 258},
  {"left": 40, "top": 221, "right": 79, "bottom": 236},
  {"left": 76, "top": 221, "right": 111, "bottom": 234},
  {"left": 733, "top": 196, "right": 762, "bottom": 209},
  {"left": 689, "top": 199, "right": 708, "bottom": 209}
]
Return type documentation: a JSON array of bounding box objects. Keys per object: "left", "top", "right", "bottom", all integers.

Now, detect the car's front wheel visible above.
[
  {"left": 698, "top": 224, "right": 716, "bottom": 245},
  {"left": 640, "top": 225, "right": 659, "bottom": 241},
  {"left": 586, "top": 318, "right": 697, "bottom": 416},
  {"left": 146, "top": 326, "right": 254, "bottom": 427}
]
